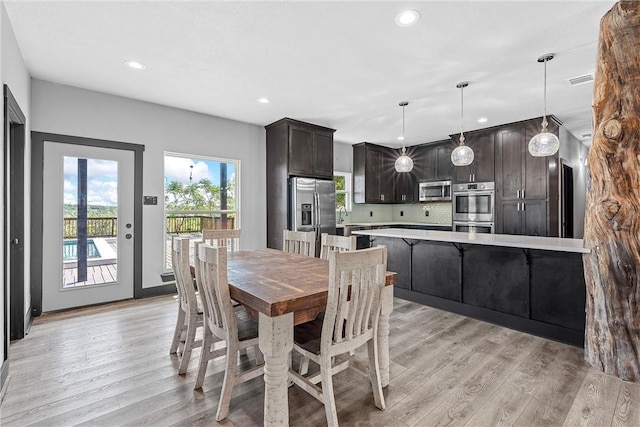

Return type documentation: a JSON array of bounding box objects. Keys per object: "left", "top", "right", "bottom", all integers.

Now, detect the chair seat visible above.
[{"left": 293, "top": 315, "right": 324, "bottom": 355}]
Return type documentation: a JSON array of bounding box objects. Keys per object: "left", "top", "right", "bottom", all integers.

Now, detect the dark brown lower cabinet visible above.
[{"left": 498, "top": 199, "right": 547, "bottom": 236}]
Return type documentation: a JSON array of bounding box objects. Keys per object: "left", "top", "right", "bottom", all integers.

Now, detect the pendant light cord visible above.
[
  {"left": 543, "top": 57, "right": 547, "bottom": 122},
  {"left": 402, "top": 104, "right": 406, "bottom": 151},
  {"left": 460, "top": 85, "right": 465, "bottom": 140}
]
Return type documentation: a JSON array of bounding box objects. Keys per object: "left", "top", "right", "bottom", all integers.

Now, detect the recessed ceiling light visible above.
[
  {"left": 397, "top": 136, "right": 405, "bottom": 141},
  {"left": 257, "top": 97, "right": 270, "bottom": 104},
  {"left": 478, "top": 117, "right": 488, "bottom": 123},
  {"left": 125, "top": 60, "right": 146, "bottom": 70},
  {"left": 395, "top": 10, "right": 420, "bottom": 27}
]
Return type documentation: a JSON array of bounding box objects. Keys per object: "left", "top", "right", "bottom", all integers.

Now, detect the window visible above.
[
  {"left": 164, "top": 152, "right": 240, "bottom": 269},
  {"left": 334, "top": 172, "right": 352, "bottom": 212}
]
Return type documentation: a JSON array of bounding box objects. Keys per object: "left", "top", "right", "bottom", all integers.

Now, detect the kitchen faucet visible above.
[{"left": 338, "top": 206, "right": 347, "bottom": 223}]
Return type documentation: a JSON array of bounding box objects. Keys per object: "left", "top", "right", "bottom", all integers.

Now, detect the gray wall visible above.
[
  {"left": 559, "top": 126, "right": 589, "bottom": 238},
  {"left": 31, "top": 79, "right": 266, "bottom": 289},
  {"left": 2, "top": 1, "right": 31, "bottom": 333},
  {"left": 333, "top": 141, "right": 353, "bottom": 173}
]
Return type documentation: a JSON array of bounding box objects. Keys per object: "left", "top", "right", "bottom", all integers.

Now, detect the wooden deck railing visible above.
[{"left": 64, "top": 214, "right": 236, "bottom": 239}]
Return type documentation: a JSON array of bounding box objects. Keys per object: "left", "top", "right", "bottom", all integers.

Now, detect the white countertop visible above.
[
  {"left": 351, "top": 228, "right": 590, "bottom": 253},
  {"left": 336, "top": 222, "right": 451, "bottom": 228}
]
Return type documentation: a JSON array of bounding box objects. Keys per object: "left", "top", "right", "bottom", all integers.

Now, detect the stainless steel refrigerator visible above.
[{"left": 289, "top": 177, "right": 336, "bottom": 255}]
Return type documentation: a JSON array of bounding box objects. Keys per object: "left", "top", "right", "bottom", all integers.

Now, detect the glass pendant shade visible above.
[
  {"left": 451, "top": 142, "right": 475, "bottom": 166},
  {"left": 395, "top": 148, "right": 414, "bottom": 172},
  {"left": 451, "top": 82, "right": 474, "bottom": 167},
  {"left": 528, "top": 54, "right": 559, "bottom": 157},
  {"left": 528, "top": 129, "right": 560, "bottom": 157},
  {"left": 395, "top": 101, "right": 413, "bottom": 173}
]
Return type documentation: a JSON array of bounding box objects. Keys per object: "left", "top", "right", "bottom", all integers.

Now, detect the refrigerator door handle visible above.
[{"left": 314, "top": 191, "right": 320, "bottom": 237}]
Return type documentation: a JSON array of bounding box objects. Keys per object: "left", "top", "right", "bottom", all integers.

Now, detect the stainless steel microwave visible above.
[{"left": 419, "top": 180, "right": 452, "bottom": 202}]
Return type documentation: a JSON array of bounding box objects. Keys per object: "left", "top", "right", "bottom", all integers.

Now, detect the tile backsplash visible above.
[
  {"left": 339, "top": 202, "right": 452, "bottom": 225},
  {"left": 392, "top": 203, "right": 452, "bottom": 224}
]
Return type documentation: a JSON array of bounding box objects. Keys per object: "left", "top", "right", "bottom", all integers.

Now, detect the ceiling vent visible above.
[{"left": 568, "top": 73, "right": 594, "bottom": 86}]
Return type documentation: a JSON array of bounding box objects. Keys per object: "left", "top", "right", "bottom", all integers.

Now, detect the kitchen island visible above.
[{"left": 352, "top": 228, "right": 590, "bottom": 346}]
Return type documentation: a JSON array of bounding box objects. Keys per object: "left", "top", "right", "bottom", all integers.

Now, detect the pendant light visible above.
[
  {"left": 395, "top": 101, "right": 414, "bottom": 173},
  {"left": 451, "top": 82, "right": 474, "bottom": 167},
  {"left": 528, "top": 53, "right": 560, "bottom": 157}
]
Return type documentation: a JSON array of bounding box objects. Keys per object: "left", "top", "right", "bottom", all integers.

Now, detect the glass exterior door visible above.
[{"left": 42, "top": 143, "right": 134, "bottom": 312}]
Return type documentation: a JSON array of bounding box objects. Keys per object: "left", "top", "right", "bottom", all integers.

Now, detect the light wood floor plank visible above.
[
  {"left": 2, "top": 295, "right": 639, "bottom": 427},
  {"left": 562, "top": 370, "right": 622, "bottom": 427}
]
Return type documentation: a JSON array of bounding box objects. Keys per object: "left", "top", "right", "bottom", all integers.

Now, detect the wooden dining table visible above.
[{"left": 223, "top": 248, "right": 396, "bottom": 427}]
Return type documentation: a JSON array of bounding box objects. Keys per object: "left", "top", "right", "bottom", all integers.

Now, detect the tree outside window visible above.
[{"left": 334, "top": 172, "right": 352, "bottom": 211}]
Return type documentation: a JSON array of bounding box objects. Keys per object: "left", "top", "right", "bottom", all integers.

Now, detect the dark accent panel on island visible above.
[
  {"left": 462, "top": 245, "right": 529, "bottom": 318},
  {"left": 370, "top": 238, "right": 586, "bottom": 347},
  {"left": 412, "top": 241, "right": 460, "bottom": 301}
]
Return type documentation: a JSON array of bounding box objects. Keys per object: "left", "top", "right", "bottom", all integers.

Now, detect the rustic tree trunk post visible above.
[{"left": 583, "top": 1, "right": 640, "bottom": 383}]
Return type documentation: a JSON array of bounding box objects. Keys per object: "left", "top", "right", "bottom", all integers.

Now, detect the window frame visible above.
[
  {"left": 163, "top": 151, "right": 241, "bottom": 271},
  {"left": 333, "top": 171, "right": 352, "bottom": 212}
]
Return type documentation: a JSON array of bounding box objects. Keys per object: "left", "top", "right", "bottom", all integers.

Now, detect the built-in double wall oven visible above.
[{"left": 452, "top": 181, "right": 495, "bottom": 234}]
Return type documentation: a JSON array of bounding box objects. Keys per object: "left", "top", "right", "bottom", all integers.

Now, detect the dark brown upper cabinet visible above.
[
  {"left": 450, "top": 130, "right": 495, "bottom": 183},
  {"left": 353, "top": 143, "right": 395, "bottom": 203},
  {"left": 285, "top": 121, "right": 335, "bottom": 179},
  {"left": 412, "top": 140, "right": 454, "bottom": 184}
]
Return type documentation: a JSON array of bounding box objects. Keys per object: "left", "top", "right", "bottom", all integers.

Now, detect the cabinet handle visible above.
[
  {"left": 469, "top": 174, "right": 472, "bottom": 182},
  {"left": 522, "top": 202, "right": 525, "bottom": 211},
  {"left": 517, "top": 202, "right": 520, "bottom": 212},
  {"left": 522, "top": 190, "right": 525, "bottom": 199},
  {"left": 381, "top": 194, "right": 384, "bottom": 201},
  {"left": 516, "top": 190, "right": 520, "bottom": 198},
  {"left": 473, "top": 174, "right": 475, "bottom": 182}
]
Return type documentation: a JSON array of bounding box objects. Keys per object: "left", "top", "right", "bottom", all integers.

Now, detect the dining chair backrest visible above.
[
  {"left": 282, "top": 229, "right": 316, "bottom": 257},
  {"left": 319, "top": 233, "right": 357, "bottom": 260},
  {"left": 202, "top": 228, "right": 241, "bottom": 252},
  {"left": 172, "top": 237, "right": 198, "bottom": 315},
  {"left": 197, "top": 243, "right": 236, "bottom": 340},
  {"left": 322, "top": 246, "right": 387, "bottom": 354}
]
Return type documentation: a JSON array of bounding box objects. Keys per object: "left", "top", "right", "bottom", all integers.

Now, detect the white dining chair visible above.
[
  {"left": 319, "top": 233, "right": 357, "bottom": 259},
  {"left": 202, "top": 228, "right": 241, "bottom": 251},
  {"left": 283, "top": 229, "right": 316, "bottom": 257},
  {"left": 289, "top": 246, "right": 387, "bottom": 426},
  {"left": 193, "top": 243, "right": 264, "bottom": 421},
  {"left": 169, "top": 236, "right": 203, "bottom": 375}
]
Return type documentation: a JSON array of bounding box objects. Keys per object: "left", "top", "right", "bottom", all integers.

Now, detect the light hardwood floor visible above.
[{"left": 1, "top": 296, "right": 638, "bottom": 426}]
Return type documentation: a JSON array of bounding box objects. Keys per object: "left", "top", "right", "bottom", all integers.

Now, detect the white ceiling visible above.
[{"left": 5, "top": 0, "right": 615, "bottom": 148}]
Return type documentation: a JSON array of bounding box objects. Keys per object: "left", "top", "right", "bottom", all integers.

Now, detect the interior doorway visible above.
[
  {"left": 561, "top": 162, "right": 574, "bottom": 238},
  {"left": 2, "top": 85, "right": 26, "bottom": 394}
]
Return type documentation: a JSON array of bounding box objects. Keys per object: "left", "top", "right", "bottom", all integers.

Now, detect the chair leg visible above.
[
  {"left": 299, "top": 356, "right": 310, "bottom": 375},
  {"left": 194, "top": 329, "right": 213, "bottom": 389},
  {"left": 170, "top": 305, "right": 185, "bottom": 354},
  {"left": 253, "top": 344, "right": 264, "bottom": 366},
  {"left": 178, "top": 312, "right": 197, "bottom": 375},
  {"left": 320, "top": 357, "right": 339, "bottom": 427},
  {"left": 367, "top": 339, "right": 386, "bottom": 410},
  {"left": 216, "top": 346, "right": 238, "bottom": 421}
]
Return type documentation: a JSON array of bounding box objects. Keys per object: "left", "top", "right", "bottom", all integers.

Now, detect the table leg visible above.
[
  {"left": 378, "top": 286, "right": 393, "bottom": 387},
  {"left": 259, "top": 312, "right": 293, "bottom": 427}
]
